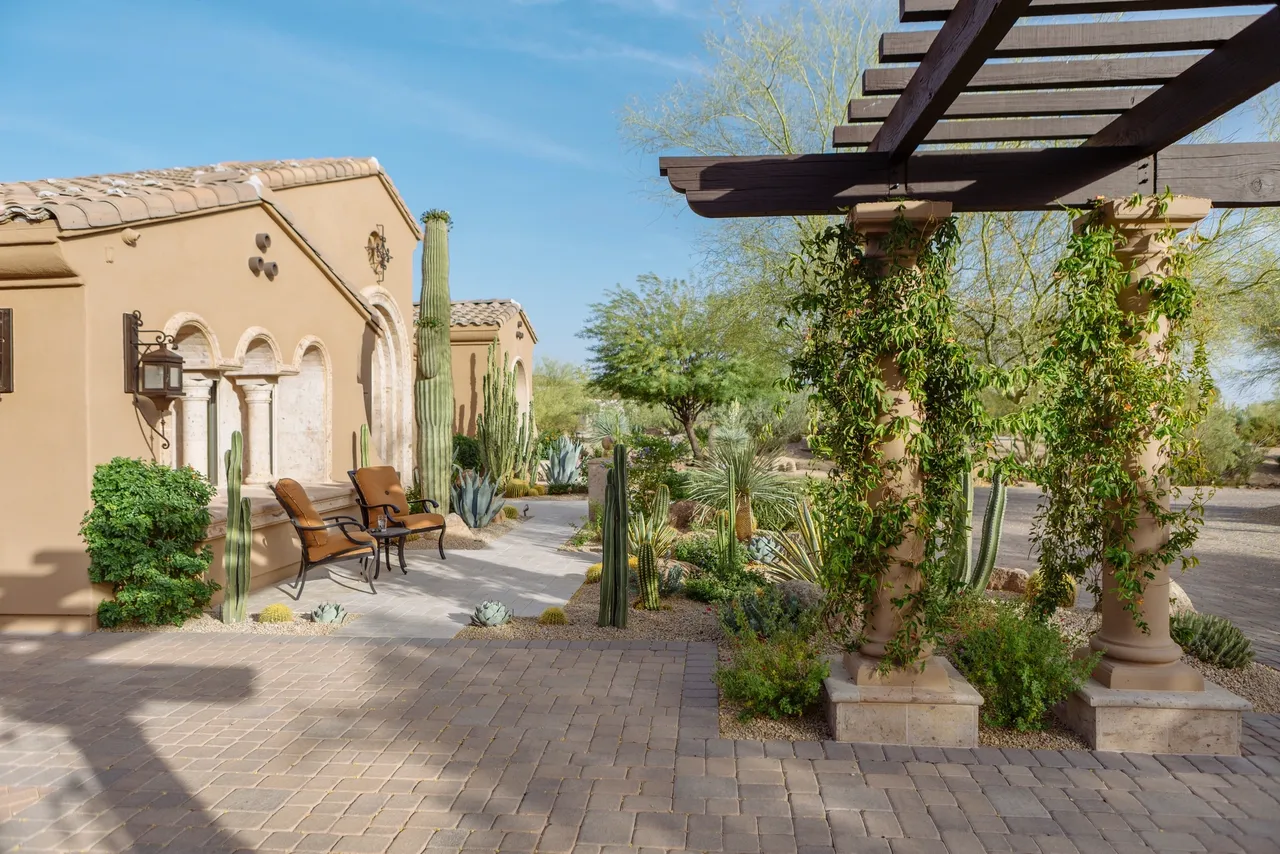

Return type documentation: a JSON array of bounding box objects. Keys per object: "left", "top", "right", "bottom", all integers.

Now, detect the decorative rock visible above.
[
  {"left": 441, "top": 513, "right": 484, "bottom": 550},
  {"left": 1170, "top": 579, "right": 1196, "bottom": 615},
  {"left": 987, "top": 566, "right": 1030, "bottom": 594}
]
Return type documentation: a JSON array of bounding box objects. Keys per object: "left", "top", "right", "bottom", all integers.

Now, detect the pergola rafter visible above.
[{"left": 660, "top": 0, "right": 1280, "bottom": 216}]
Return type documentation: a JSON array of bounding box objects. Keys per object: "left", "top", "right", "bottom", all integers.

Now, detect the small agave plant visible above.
[
  {"left": 470, "top": 600, "right": 513, "bottom": 627},
  {"left": 311, "top": 602, "right": 347, "bottom": 624}
]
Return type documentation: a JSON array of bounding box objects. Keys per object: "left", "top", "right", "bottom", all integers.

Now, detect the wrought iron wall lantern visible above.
[
  {"left": 124, "top": 310, "right": 183, "bottom": 406},
  {"left": 367, "top": 225, "right": 392, "bottom": 282}
]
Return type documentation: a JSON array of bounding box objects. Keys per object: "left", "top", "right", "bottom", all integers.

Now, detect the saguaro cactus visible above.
[
  {"left": 415, "top": 210, "right": 455, "bottom": 514},
  {"left": 359, "top": 423, "right": 371, "bottom": 469},
  {"left": 221, "top": 430, "right": 252, "bottom": 623},
  {"left": 598, "top": 442, "right": 630, "bottom": 628}
]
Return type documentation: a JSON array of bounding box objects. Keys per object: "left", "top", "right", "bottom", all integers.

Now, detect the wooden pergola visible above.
[{"left": 659, "top": 0, "right": 1280, "bottom": 215}]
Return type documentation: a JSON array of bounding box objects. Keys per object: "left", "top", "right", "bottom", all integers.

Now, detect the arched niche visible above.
[
  {"left": 363, "top": 287, "right": 412, "bottom": 475},
  {"left": 275, "top": 339, "right": 332, "bottom": 483},
  {"left": 514, "top": 358, "right": 531, "bottom": 416}
]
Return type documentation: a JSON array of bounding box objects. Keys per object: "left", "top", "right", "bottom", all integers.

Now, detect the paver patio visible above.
[
  {"left": 243, "top": 500, "right": 595, "bottom": 638},
  {"left": 2, "top": 633, "right": 1280, "bottom": 854}
]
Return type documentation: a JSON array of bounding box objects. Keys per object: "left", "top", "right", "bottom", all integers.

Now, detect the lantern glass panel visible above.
[
  {"left": 168, "top": 365, "right": 182, "bottom": 390},
  {"left": 143, "top": 362, "right": 164, "bottom": 392}
]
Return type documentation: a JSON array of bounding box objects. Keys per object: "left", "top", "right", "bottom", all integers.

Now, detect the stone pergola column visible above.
[
  {"left": 1083, "top": 196, "right": 1210, "bottom": 692},
  {"left": 846, "top": 200, "right": 953, "bottom": 688},
  {"left": 180, "top": 374, "right": 216, "bottom": 478},
  {"left": 236, "top": 378, "right": 275, "bottom": 484}
]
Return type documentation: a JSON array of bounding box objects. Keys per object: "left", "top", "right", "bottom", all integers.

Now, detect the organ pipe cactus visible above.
[
  {"left": 221, "top": 430, "right": 252, "bottom": 624},
  {"left": 545, "top": 435, "right": 585, "bottom": 486},
  {"left": 451, "top": 469, "right": 506, "bottom": 529},
  {"left": 415, "top": 210, "right": 455, "bottom": 516},
  {"left": 629, "top": 484, "right": 676, "bottom": 610},
  {"left": 598, "top": 442, "right": 630, "bottom": 628},
  {"left": 476, "top": 342, "right": 535, "bottom": 486},
  {"left": 949, "top": 470, "right": 1008, "bottom": 594},
  {"left": 359, "top": 423, "right": 371, "bottom": 469}
]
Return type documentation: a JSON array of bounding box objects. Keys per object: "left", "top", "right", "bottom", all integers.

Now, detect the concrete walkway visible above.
[{"left": 243, "top": 499, "right": 595, "bottom": 638}]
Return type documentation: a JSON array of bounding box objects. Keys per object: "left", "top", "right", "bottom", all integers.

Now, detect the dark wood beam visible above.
[
  {"left": 881, "top": 14, "right": 1257, "bottom": 62},
  {"left": 864, "top": 55, "right": 1199, "bottom": 94},
  {"left": 1084, "top": 6, "right": 1280, "bottom": 153},
  {"left": 836, "top": 116, "right": 1108, "bottom": 146},
  {"left": 868, "top": 0, "right": 1032, "bottom": 161},
  {"left": 848, "top": 89, "right": 1152, "bottom": 122},
  {"left": 658, "top": 143, "right": 1280, "bottom": 215},
  {"left": 901, "top": 0, "right": 1269, "bottom": 23}
]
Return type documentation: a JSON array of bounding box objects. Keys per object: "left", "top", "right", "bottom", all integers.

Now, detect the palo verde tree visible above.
[{"left": 580, "top": 274, "right": 757, "bottom": 458}]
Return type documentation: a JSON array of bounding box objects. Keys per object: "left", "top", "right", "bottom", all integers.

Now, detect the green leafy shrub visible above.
[
  {"left": 258, "top": 603, "right": 294, "bottom": 623},
  {"left": 81, "top": 457, "right": 218, "bottom": 627},
  {"left": 953, "top": 601, "right": 1099, "bottom": 732},
  {"left": 1188, "top": 404, "right": 1263, "bottom": 486},
  {"left": 1171, "top": 612, "right": 1254, "bottom": 669},
  {"left": 685, "top": 575, "right": 733, "bottom": 603},
  {"left": 453, "top": 433, "right": 482, "bottom": 470},
  {"left": 719, "top": 585, "right": 815, "bottom": 639},
  {"left": 674, "top": 532, "right": 720, "bottom": 571},
  {"left": 1240, "top": 400, "right": 1280, "bottom": 446},
  {"left": 715, "top": 626, "right": 830, "bottom": 720},
  {"left": 628, "top": 433, "right": 690, "bottom": 504}
]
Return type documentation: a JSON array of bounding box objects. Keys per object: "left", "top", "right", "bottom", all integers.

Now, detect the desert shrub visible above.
[
  {"left": 1024, "top": 572, "right": 1078, "bottom": 609},
  {"left": 1171, "top": 611, "right": 1254, "bottom": 669},
  {"left": 685, "top": 576, "right": 734, "bottom": 603},
  {"left": 715, "top": 625, "right": 830, "bottom": 720},
  {"left": 538, "top": 606, "right": 568, "bottom": 625},
  {"left": 1240, "top": 400, "right": 1280, "bottom": 446},
  {"left": 719, "top": 585, "right": 816, "bottom": 639},
  {"left": 953, "top": 601, "right": 1099, "bottom": 731},
  {"left": 776, "top": 579, "right": 824, "bottom": 611},
  {"left": 548, "top": 483, "right": 578, "bottom": 495},
  {"left": 659, "top": 564, "right": 686, "bottom": 597},
  {"left": 1187, "top": 404, "right": 1263, "bottom": 485},
  {"left": 674, "top": 532, "right": 720, "bottom": 571},
  {"left": 453, "top": 433, "right": 482, "bottom": 471},
  {"left": 676, "top": 531, "right": 761, "bottom": 602},
  {"left": 81, "top": 457, "right": 218, "bottom": 627},
  {"left": 628, "top": 433, "right": 690, "bottom": 504},
  {"left": 258, "top": 603, "right": 294, "bottom": 623}
]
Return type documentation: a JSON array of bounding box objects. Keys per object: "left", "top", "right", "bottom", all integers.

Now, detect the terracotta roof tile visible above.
[
  {"left": 0, "top": 157, "right": 404, "bottom": 231},
  {"left": 449, "top": 299, "right": 523, "bottom": 328}
]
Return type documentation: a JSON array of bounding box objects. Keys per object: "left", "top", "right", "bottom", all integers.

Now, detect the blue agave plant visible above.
[
  {"left": 544, "top": 435, "right": 585, "bottom": 486},
  {"left": 452, "top": 469, "right": 505, "bottom": 529},
  {"left": 471, "top": 600, "right": 513, "bottom": 627}
]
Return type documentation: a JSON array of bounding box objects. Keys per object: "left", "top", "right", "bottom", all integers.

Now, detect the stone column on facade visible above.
[
  {"left": 237, "top": 378, "right": 275, "bottom": 484},
  {"left": 1083, "top": 196, "right": 1211, "bottom": 692},
  {"left": 180, "top": 374, "right": 215, "bottom": 478},
  {"left": 845, "top": 200, "right": 953, "bottom": 690}
]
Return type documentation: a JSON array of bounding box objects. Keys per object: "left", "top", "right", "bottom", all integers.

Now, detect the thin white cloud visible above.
[{"left": 490, "top": 28, "right": 705, "bottom": 74}]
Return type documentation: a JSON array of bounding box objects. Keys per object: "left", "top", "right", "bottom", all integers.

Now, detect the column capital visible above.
[
  {"left": 850, "top": 200, "right": 953, "bottom": 264},
  {"left": 182, "top": 373, "right": 216, "bottom": 399},
  {"left": 235, "top": 376, "right": 275, "bottom": 404}
]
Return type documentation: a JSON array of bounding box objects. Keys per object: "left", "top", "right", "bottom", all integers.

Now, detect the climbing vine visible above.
[
  {"left": 1008, "top": 195, "right": 1213, "bottom": 628},
  {"left": 785, "top": 211, "right": 992, "bottom": 668}
]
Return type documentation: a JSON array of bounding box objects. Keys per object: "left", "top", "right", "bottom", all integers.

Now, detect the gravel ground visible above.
[
  {"left": 100, "top": 611, "right": 352, "bottom": 635},
  {"left": 405, "top": 514, "right": 526, "bottom": 551}
]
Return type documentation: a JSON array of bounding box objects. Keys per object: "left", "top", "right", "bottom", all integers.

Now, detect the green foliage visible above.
[
  {"left": 659, "top": 563, "right": 686, "bottom": 597},
  {"left": 221, "top": 431, "right": 252, "bottom": 624},
  {"left": 1010, "top": 198, "right": 1212, "bottom": 628},
  {"left": 545, "top": 435, "right": 585, "bottom": 486},
  {"left": 471, "top": 600, "right": 513, "bottom": 627},
  {"left": 674, "top": 532, "right": 722, "bottom": 572},
  {"left": 1240, "top": 400, "right": 1280, "bottom": 446},
  {"left": 1188, "top": 404, "right": 1263, "bottom": 486},
  {"left": 786, "top": 212, "right": 990, "bottom": 668},
  {"left": 81, "top": 457, "right": 217, "bottom": 627},
  {"left": 534, "top": 359, "right": 595, "bottom": 435},
  {"left": 416, "top": 212, "right": 455, "bottom": 514},
  {"left": 948, "top": 472, "right": 1008, "bottom": 594},
  {"left": 504, "top": 479, "right": 531, "bottom": 498},
  {"left": 628, "top": 432, "right": 690, "bottom": 505},
  {"left": 719, "top": 585, "right": 815, "bottom": 639},
  {"left": 598, "top": 443, "right": 631, "bottom": 628},
  {"left": 715, "top": 626, "right": 830, "bottom": 720},
  {"left": 311, "top": 602, "right": 347, "bottom": 624},
  {"left": 476, "top": 342, "right": 537, "bottom": 486},
  {"left": 502, "top": 505, "right": 519, "bottom": 520},
  {"left": 686, "top": 438, "right": 801, "bottom": 535},
  {"left": 1024, "top": 572, "right": 1077, "bottom": 609},
  {"left": 258, "top": 603, "right": 294, "bottom": 623},
  {"left": 629, "top": 485, "right": 677, "bottom": 610},
  {"left": 585, "top": 563, "right": 603, "bottom": 583},
  {"left": 953, "top": 601, "right": 1100, "bottom": 731},
  {"left": 453, "top": 433, "right": 481, "bottom": 471},
  {"left": 1171, "top": 611, "right": 1254, "bottom": 669},
  {"left": 452, "top": 470, "right": 506, "bottom": 529},
  {"left": 759, "top": 499, "right": 827, "bottom": 586},
  {"left": 588, "top": 406, "right": 630, "bottom": 446},
  {"left": 580, "top": 274, "right": 760, "bottom": 458},
  {"left": 538, "top": 606, "right": 568, "bottom": 625},
  {"left": 746, "top": 534, "right": 781, "bottom": 564}
]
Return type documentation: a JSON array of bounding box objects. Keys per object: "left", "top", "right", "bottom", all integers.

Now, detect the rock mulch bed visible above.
[
  {"left": 405, "top": 513, "right": 526, "bottom": 552},
  {"left": 101, "top": 611, "right": 352, "bottom": 635}
]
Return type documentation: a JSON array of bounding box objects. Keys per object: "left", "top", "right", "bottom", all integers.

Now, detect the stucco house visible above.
[{"left": 0, "top": 157, "right": 419, "bottom": 632}]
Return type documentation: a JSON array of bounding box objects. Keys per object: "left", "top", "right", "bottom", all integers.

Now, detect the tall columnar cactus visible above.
[
  {"left": 359, "top": 423, "right": 371, "bottom": 469},
  {"left": 415, "top": 210, "right": 455, "bottom": 515},
  {"left": 598, "top": 442, "right": 630, "bottom": 628},
  {"left": 221, "top": 430, "right": 252, "bottom": 624},
  {"left": 950, "top": 470, "right": 1008, "bottom": 593},
  {"left": 475, "top": 342, "right": 534, "bottom": 487},
  {"left": 629, "top": 484, "right": 675, "bottom": 610},
  {"left": 720, "top": 460, "right": 739, "bottom": 572}
]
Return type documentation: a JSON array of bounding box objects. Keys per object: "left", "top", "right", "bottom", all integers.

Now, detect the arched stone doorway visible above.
[{"left": 363, "top": 287, "right": 412, "bottom": 475}]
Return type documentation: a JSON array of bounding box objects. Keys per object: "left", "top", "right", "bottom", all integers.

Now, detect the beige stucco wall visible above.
[
  {"left": 0, "top": 176, "right": 420, "bottom": 631},
  {"left": 450, "top": 320, "right": 535, "bottom": 437}
]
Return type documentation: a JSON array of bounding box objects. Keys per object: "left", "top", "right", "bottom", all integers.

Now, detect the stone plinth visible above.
[
  {"left": 586, "top": 458, "right": 609, "bottom": 521},
  {"left": 1059, "top": 678, "right": 1251, "bottom": 755},
  {"left": 825, "top": 654, "right": 982, "bottom": 747}
]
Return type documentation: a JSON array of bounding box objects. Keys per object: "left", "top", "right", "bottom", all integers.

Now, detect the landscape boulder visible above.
[
  {"left": 1169, "top": 579, "right": 1196, "bottom": 615},
  {"left": 986, "top": 566, "right": 1030, "bottom": 595}
]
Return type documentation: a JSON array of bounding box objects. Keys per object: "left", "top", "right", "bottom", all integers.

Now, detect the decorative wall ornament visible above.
[
  {"left": 0, "top": 308, "right": 12, "bottom": 394},
  {"left": 367, "top": 225, "right": 392, "bottom": 282}
]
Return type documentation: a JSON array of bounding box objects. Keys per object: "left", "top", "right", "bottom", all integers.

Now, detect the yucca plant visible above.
[
  {"left": 760, "top": 499, "right": 827, "bottom": 587},
  {"left": 686, "top": 438, "right": 799, "bottom": 539},
  {"left": 588, "top": 406, "right": 629, "bottom": 451},
  {"left": 629, "top": 484, "right": 678, "bottom": 610}
]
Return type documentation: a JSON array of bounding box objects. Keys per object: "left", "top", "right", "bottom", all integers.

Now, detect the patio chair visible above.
[
  {"left": 270, "top": 478, "right": 376, "bottom": 594},
  {"left": 348, "top": 466, "right": 447, "bottom": 559}
]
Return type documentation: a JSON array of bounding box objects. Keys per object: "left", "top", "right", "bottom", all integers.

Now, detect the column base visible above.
[
  {"left": 825, "top": 654, "right": 981, "bottom": 747},
  {"left": 1089, "top": 654, "right": 1205, "bottom": 692},
  {"left": 1058, "top": 678, "right": 1251, "bottom": 755}
]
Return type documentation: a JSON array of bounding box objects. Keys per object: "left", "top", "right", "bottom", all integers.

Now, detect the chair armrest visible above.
[
  {"left": 409, "top": 496, "right": 439, "bottom": 511},
  {"left": 323, "top": 516, "right": 375, "bottom": 545}
]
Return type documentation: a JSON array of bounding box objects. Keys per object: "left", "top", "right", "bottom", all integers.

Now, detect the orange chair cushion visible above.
[
  {"left": 272, "top": 478, "right": 327, "bottom": 549},
  {"left": 399, "top": 512, "right": 446, "bottom": 534},
  {"left": 310, "top": 528, "right": 375, "bottom": 562},
  {"left": 353, "top": 466, "right": 416, "bottom": 527}
]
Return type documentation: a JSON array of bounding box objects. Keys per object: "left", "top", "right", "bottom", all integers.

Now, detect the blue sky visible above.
[{"left": 0, "top": 0, "right": 733, "bottom": 364}]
